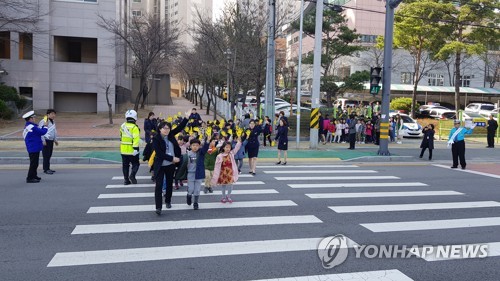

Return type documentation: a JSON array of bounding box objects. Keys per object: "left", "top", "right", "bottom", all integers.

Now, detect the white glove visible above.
[
  {"left": 132, "top": 149, "right": 139, "bottom": 156},
  {"left": 470, "top": 124, "right": 476, "bottom": 129}
]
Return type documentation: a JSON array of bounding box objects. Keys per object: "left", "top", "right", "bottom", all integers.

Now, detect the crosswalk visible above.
[{"left": 46, "top": 163, "right": 499, "bottom": 279}]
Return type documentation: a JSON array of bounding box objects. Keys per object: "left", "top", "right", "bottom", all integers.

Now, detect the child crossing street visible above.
[{"left": 211, "top": 138, "right": 242, "bottom": 203}]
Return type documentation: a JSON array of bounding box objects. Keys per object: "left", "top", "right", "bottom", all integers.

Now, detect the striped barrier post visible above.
[{"left": 310, "top": 108, "right": 319, "bottom": 129}]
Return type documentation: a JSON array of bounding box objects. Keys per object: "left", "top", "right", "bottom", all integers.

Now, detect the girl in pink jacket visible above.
[{"left": 211, "top": 139, "right": 242, "bottom": 203}]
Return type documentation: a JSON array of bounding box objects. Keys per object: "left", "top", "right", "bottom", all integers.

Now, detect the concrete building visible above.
[{"left": 0, "top": 0, "right": 132, "bottom": 113}]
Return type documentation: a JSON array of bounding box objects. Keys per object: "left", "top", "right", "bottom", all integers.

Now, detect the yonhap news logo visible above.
[
  {"left": 318, "top": 235, "right": 489, "bottom": 268},
  {"left": 317, "top": 234, "right": 349, "bottom": 269}
]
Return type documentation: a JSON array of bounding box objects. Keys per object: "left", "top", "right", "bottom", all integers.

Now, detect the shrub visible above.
[
  {"left": 0, "top": 100, "right": 14, "bottom": 119},
  {"left": 0, "top": 84, "right": 26, "bottom": 109},
  {"left": 390, "top": 97, "right": 419, "bottom": 113}
]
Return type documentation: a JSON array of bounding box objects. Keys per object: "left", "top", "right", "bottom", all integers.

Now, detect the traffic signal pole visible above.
[
  {"left": 309, "top": 0, "right": 324, "bottom": 149},
  {"left": 265, "top": 0, "right": 276, "bottom": 119},
  {"left": 378, "top": 0, "right": 403, "bottom": 155}
]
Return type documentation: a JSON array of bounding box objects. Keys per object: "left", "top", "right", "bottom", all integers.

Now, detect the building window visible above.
[
  {"left": 0, "top": 31, "right": 10, "bottom": 59},
  {"left": 54, "top": 36, "right": 98, "bottom": 63},
  {"left": 19, "top": 87, "right": 33, "bottom": 98},
  {"left": 460, "top": 75, "right": 471, "bottom": 87},
  {"left": 360, "top": 34, "right": 378, "bottom": 43},
  {"left": 133, "top": 0, "right": 141, "bottom": 2},
  {"left": 132, "top": 10, "right": 142, "bottom": 17},
  {"left": 19, "top": 33, "right": 33, "bottom": 60},
  {"left": 428, "top": 73, "right": 444, "bottom": 86},
  {"left": 401, "top": 72, "right": 413, "bottom": 84}
]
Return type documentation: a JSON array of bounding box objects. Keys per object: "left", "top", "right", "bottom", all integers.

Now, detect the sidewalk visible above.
[
  {"left": 1, "top": 97, "right": 499, "bottom": 164},
  {"left": 0, "top": 97, "right": 212, "bottom": 139}
]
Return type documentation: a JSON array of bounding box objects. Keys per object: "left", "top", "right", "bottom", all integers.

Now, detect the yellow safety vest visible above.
[{"left": 120, "top": 122, "right": 140, "bottom": 155}]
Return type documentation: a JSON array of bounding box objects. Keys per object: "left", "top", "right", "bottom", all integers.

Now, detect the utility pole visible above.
[
  {"left": 296, "top": 0, "right": 304, "bottom": 148},
  {"left": 309, "top": 0, "right": 324, "bottom": 149},
  {"left": 265, "top": 0, "right": 276, "bottom": 119},
  {"left": 378, "top": 0, "right": 404, "bottom": 155}
]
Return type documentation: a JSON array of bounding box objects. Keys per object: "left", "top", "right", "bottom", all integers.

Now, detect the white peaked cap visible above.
[{"left": 22, "top": 110, "right": 35, "bottom": 119}]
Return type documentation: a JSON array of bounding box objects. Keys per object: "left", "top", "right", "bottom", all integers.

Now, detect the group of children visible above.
[
  {"left": 143, "top": 109, "right": 256, "bottom": 213},
  {"left": 320, "top": 116, "right": 376, "bottom": 145}
]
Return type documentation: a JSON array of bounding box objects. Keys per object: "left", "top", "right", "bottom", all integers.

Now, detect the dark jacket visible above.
[
  {"left": 246, "top": 125, "right": 262, "bottom": 149},
  {"left": 487, "top": 119, "right": 498, "bottom": 133},
  {"left": 420, "top": 128, "right": 435, "bottom": 149},
  {"left": 152, "top": 118, "right": 188, "bottom": 175},
  {"left": 175, "top": 142, "right": 209, "bottom": 180},
  {"left": 275, "top": 125, "right": 288, "bottom": 142},
  {"left": 144, "top": 118, "right": 157, "bottom": 142}
]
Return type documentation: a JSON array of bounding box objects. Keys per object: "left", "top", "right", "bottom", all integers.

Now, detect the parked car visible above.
[
  {"left": 464, "top": 103, "right": 495, "bottom": 116},
  {"left": 274, "top": 104, "right": 310, "bottom": 117},
  {"left": 480, "top": 108, "right": 499, "bottom": 120},
  {"left": 428, "top": 108, "right": 455, "bottom": 119},
  {"left": 418, "top": 104, "right": 451, "bottom": 118},
  {"left": 333, "top": 98, "right": 359, "bottom": 109},
  {"left": 389, "top": 112, "right": 423, "bottom": 138}
]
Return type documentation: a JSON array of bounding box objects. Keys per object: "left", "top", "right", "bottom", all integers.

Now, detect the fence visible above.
[{"left": 437, "top": 111, "right": 499, "bottom": 143}]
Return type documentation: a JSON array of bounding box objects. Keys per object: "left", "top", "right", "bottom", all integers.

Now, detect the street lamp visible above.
[{"left": 224, "top": 48, "right": 232, "bottom": 119}]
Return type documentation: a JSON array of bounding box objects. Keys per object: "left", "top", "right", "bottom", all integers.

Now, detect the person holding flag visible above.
[{"left": 447, "top": 119, "right": 475, "bottom": 170}]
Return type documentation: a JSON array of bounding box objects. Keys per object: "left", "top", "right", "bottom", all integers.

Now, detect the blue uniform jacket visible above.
[
  {"left": 448, "top": 127, "right": 473, "bottom": 142},
  {"left": 24, "top": 121, "right": 48, "bottom": 153}
]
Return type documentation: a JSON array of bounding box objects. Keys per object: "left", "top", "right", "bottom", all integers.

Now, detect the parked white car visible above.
[
  {"left": 389, "top": 112, "right": 423, "bottom": 138},
  {"left": 465, "top": 103, "right": 496, "bottom": 116}
]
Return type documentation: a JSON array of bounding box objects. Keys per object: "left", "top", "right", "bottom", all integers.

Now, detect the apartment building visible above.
[{"left": 0, "top": 0, "right": 131, "bottom": 113}]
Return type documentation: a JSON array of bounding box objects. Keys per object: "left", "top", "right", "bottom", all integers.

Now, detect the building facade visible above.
[{"left": 0, "top": 0, "right": 131, "bottom": 113}]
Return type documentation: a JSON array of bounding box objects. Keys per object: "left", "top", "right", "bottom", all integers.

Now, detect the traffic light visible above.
[{"left": 370, "top": 67, "right": 382, "bottom": 95}]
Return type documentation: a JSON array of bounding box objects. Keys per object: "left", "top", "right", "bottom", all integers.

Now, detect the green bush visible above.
[
  {"left": 0, "top": 84, "right": 18, "bottom": 101},
  {"left": 390, "top": 97, "right": 419, "bottom": 113},
  {"left": 0, "top": 100, "right": 14, "bottom": 119},
  {"left": 0, "top": 84, "right": 27, "bottom": 109}
]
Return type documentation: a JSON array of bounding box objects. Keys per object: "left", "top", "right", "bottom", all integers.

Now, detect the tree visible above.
[
  {"left": 392, "top": 0, "right": 453, "bottom": 118},
  {"left": 0, "top": 0, "right": 45, "bottom": 32},
  {"left": 97, "top": 13, "right": 180, "bottom": 112},
  {"left": 292, "top": 9, "right": 365, "bottom": 107},
  {"left": 100, "top": 77, "right": 114, "bottom": 125},
  {"left": 434, "top": 0, "right": 499, "bottom": 116},
  {"left": 320, "top": 70, "right": 370, "bottom": 104}
]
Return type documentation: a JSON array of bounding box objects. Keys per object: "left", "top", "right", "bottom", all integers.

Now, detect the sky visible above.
[{"left": 212, "top": 0, "right": 234, "bottom": 21}]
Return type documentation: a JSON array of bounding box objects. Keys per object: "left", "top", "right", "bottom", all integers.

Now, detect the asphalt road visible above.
[{"left": 1, "top": 162, "right": 500, "bottom": 281}]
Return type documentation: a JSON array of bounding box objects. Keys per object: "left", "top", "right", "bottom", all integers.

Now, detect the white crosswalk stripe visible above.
[
  {"left": 361, "top": 216, "right": 500, "bottom": 232},
  {"left": 72, "top": 215, "right": 322, "bottom": 234},
  {"left": 111, "top": 174, "right": 254, "bottom": 180},
  {"left": 289, "top": 182, "right": 427, "bottom": 188},
  {"left": 105, "top": 181, "right": 265, "bottom": 188},
  {"left": 276, "top": 176, "right": 399, "bottom": 181},
  {"left": 264, "top": 170, "right": 377, "bottom": 174},
  {"left": 47, "top": 237, "right": 358, "bottom": 267},
  {"left": 306, "top": 191, "right": 463, "bottom": 199},
  {"left": 257, "top": 165, "right": 359, "bottom": 168},
  {"left": 329, "top": 201, "right": 500, "bottom": 213},
  {"left": 87, "top": 200, "right": 298, "bottom": 213},
  {"left": 249, "top": 269, "right": 414, "bottom": 281},
  {"left": 98, "top": 189, "right": 279, "bottom": 199}
]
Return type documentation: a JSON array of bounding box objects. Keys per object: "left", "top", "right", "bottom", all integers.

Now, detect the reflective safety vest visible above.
[{"left": 120, "top": 122, "right": 140, "bottom": 155}]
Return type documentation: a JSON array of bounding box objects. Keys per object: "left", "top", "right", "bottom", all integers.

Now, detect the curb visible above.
[{"left": 0, "top": 157, "right": 120, "bottom": 165}]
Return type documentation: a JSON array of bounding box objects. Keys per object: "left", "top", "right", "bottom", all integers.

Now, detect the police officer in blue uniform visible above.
[
  {"left": 23, "top": 111, "right": 48, "bottom": 183},
  {"left": 447, "top": 119, "right": 475, "bottom": 170}
]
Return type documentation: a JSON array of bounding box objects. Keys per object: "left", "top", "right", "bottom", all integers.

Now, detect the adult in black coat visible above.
[
  {"left": 275, "top": 118, "right": 289, "bottom": 165},
  {"left": 246, "top": 119, "right": 262, "bottom": 175},
  {"left": 144, "top": 112, "right": 157, "bottom": 143},
  {"left": 486, "top": 114, "right": 498, "bottom": 148},
  {"left": 152, "top": 110, "right": 190, "bottom": 215},
  {"left": 420, "top": 124, "right": 435, "bottom": 160}
]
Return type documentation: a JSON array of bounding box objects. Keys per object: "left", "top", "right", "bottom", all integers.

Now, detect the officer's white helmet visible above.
[{"left": 125, "top": 109, "right": 138, "bottom": 120}]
